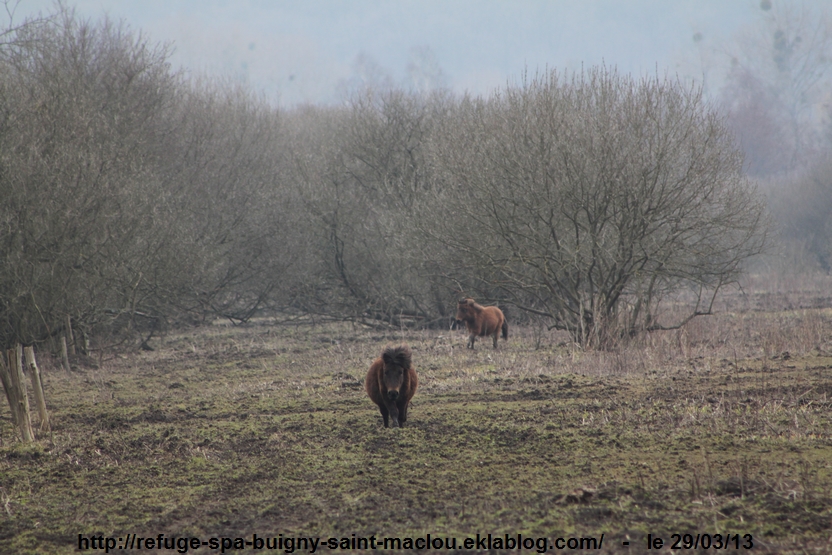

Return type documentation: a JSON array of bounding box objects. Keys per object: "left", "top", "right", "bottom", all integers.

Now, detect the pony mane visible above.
[{"left": 382, "top": 345, "right": 412, "bottom": 369}]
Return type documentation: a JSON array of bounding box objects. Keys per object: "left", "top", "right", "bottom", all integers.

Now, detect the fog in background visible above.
[
  {"left": 2, "top": 0, "right": 832, "bottom": 350},
  {"left": 3, "top": 0, "right": 772, "bottom": 106},
  {"left": 10, "top": 1, "right": 831, "bottom": 176},
  {"left": 10, "top": 0, "right": 829, "bottom": 171}
]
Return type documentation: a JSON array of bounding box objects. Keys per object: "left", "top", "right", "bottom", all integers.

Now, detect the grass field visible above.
[{"left": 1, "top": 284, "right": 832, "bottom": 554}]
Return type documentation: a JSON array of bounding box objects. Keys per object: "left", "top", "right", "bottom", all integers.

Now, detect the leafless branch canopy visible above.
[
  {"left": 422, "top": 67, "right": 768, "bottom": 347},
  {"left": 0, "top": 8, "right": 769, "bottom": 352}
]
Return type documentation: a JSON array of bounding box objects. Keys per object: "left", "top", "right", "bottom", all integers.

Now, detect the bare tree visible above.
[
  {"left": 0, "top": 1, "right": 313, "bottom": 353},
  {"left": 765, "top": 156, "right": 832, "bottom": 272},
  {"left": 718, "top": 1, "right": 832, "bottom": 175},
  {"left": 425, "top": 67, "right": 769, "bottom": 348},
  {"left": 709, "top": 2, "right": 832, "bottom": 273},
  {"left": 286, "top": 89, "right": 452, "bottom": 327},
  {"left": 0, "top": 6, "right": 772, "bottom": 354},
  {"left": 0, "top": 0, "right": 52, "bottom": 49},
  {"left": 406, "top": 45, "right": 447, "bottom": 96},
  {"left": 0, "top": 6, "right": 178, "bottom": 349},
  {"left": 144, "top": 79, "right": 302, "bottom": 326}
]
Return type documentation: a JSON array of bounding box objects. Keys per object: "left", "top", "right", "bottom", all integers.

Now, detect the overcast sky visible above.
[{"left": 2, "top": 0, "right": 808, "bottom": 107}]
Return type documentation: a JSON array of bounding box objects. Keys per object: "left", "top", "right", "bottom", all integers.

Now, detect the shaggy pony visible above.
[
  {"left": 365, "top": 345, "right": 418, "bottom": 428},
  {"left": 455, "top": 298, "right": 508, "bottom": 349}
]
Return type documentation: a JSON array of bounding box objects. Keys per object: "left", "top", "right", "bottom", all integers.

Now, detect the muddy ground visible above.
[{"left": 1, "top": 307, "right": 831, "bottom": 554}]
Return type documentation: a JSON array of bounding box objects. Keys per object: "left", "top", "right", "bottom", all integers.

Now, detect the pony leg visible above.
[
  {"left": 386, "top": 402, "right": 400, "bottom": 428},
  {"left": 398, "top": 400, "right": 409, "bottom": 426},
  {"left": 492, "top": 331, "right": 499, "bottom": 348},
  {"left": 467, "top": 334, "right": 476, "bottom": 349},
  {"left": 379, "top": 405, "right": 390, "bottom": 428}
]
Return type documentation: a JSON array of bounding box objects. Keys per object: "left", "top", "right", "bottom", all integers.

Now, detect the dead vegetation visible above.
[{"left": 1, "top": 287, "right": 831, "bottom": 553}]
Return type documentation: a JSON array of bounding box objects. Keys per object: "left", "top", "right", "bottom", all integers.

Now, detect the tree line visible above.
[{"left": 0, "top": 9, "right": 768, "bottom": 352}]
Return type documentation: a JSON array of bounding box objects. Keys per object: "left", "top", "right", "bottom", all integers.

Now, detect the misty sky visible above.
[{"left": 2, "top": 0, "right": 811, "bottom": 107}]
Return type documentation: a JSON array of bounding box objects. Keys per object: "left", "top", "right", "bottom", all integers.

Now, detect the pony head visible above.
[
  {"left": 456, "top": 297, "right": 477, "bottom": 321},
  {"left": 381, "top": 345, "right": 412, "bottom": 401}
]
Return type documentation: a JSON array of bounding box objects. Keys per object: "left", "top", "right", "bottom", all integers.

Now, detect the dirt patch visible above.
[{"left": 1, "top": 318, "right": 832, "bottom": 553}]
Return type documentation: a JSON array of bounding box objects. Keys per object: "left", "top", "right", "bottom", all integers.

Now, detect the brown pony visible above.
[
  {"left": 365, "top": 345, "right": 418, "bottom": 428},
  {"left": 456, "top": 298, "right": 508, "bottom": 349}
]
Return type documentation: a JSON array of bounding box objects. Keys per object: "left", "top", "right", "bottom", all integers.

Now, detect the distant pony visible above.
[
  {"left": 455, "top": 298, "right": 508, "bottom": 349},
  {"left": 365, "top": 345, "right": 418, "bottom": 428}
]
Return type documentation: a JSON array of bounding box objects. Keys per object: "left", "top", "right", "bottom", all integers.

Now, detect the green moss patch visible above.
[{"left": 1, "top": 322, "right": 831, "bottom": 553}]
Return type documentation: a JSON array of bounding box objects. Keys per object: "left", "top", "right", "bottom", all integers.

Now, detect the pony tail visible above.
[{"left": 502, "top": 320, "right": 509, "bottom": 340}]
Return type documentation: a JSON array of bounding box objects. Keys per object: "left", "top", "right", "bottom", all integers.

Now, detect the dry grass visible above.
[{"left": 1, "top": 285, "right": 832, "bottom": 554}]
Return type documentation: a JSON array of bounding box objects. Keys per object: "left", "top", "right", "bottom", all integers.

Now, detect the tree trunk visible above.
[
  {"left": 60, "top": 336, "right": 71, "bottom": 372},
  {"left": 7, "top": 345, "right": 35, "bottom": 442},
  {"left": 24, "top": 346, "right": 50, "bottom": 433},
  {"left": 65, "top": 315, "right": 76, "bottom": 355},
  {"left": 0, "top": 354, "right": 19, "bottom": 427}
]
